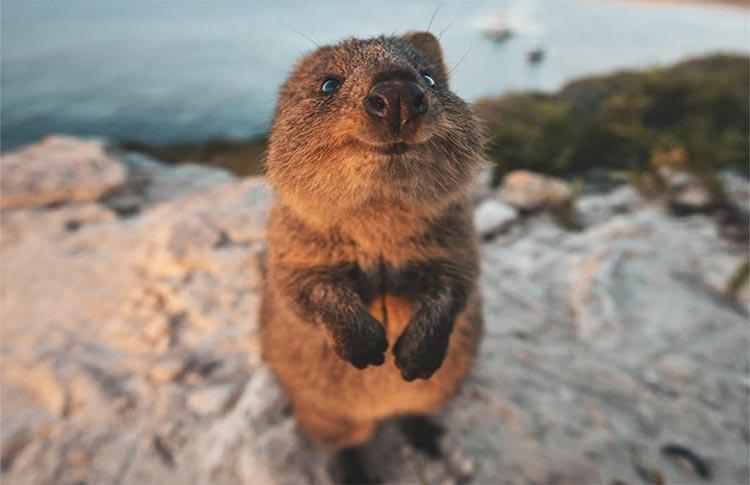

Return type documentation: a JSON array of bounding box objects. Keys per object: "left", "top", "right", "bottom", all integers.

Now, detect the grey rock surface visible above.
[
  {"left": 0, "top": 136, "right": 127, "bottom": 209},
  {"left": 720, "top": 170, "right": 750, "bottom": 213},
  {"left": 658, "top": 166, "right": 718, "bottom": 212},
  {"left": 473, "top": 199, "right": 518, "bottom": 238},
  {"left": 1, "top": 137, "right": 748, "bottom": 484},
  {"left": 576, "top": 184, "right": 643, "bottom": 227}
]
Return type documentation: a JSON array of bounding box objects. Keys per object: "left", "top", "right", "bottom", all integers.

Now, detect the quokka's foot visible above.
[{"left": 398, "top": 415, "right": 445, "bottom": 458}]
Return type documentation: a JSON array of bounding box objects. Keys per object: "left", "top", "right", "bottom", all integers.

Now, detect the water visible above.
[{"left": 1, "top": 0, "right": 748, "bottom": 151}]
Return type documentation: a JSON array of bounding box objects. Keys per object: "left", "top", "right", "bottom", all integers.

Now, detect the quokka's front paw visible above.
[
  {"left": 393, "top": 317, "right": 451, "bottom": 381},
  {"left": 328, "top": 312, "right": 388, "bottom": 370}
]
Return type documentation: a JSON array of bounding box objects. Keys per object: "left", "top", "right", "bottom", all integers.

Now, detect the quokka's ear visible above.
[{"left": 403, "top": 31, "right": 446, "bottom": 75}]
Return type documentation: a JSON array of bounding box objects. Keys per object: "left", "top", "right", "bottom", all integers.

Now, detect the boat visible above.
[
  {"left": 482, "top": 14, "right": 514, "bottom": 42},
  {"left": 528, "top": 47, "right": 545, "bottom": 63}
]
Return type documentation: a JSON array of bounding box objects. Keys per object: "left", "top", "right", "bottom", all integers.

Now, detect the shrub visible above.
[{"left": 475, "top": 54, "right": 749, "bottom": 184}]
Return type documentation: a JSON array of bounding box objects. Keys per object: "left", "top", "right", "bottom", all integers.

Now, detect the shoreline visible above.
[{"left": 119, "top": 137, "right": 268, "bottom": 177}]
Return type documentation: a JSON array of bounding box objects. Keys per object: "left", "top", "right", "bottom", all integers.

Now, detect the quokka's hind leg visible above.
[
  {"left": 398, "top": 414, "right": 445, "bottom": 458},
  {"left": 294, "top": 406, "right": 376, "bottom": 450},
  {"left": 329, "top": 446, "right": 381, "bottom": 485}
]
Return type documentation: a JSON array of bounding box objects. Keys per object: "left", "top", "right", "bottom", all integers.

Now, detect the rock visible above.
[
  {"left": 5, "top": 359, "right": 66, "bottom": 417},
  {"left": 576, "top": 184, "right": 642, "bottom": 226},
  {"left": 658, "top": 166, "right": 718, "bottom": 213},
  {"left": 120, "top": 152, "right": 235, "bottom": 206},
  {"left": 0, "top": 136, "right": 127, "bottom": 209},
  {"left": 0, "top": 137, "right": 272, "bottom": 482},
  {"left": 102, "top": 152, "right": 236, "bottom": 215},
  {"left": 187, "top": 384, "right": 236, "bottom": 415},
  {"left": 1, "top": 136, "right": 747, "bottom": 485},
  {"left": 147, "top": 357, "right": 185, "bottom": 383},
  {"left": 719, "top": 170, "right": 750, "bottom": 213},
  {"left": 103, "top": 193, "right": 143, "bottom": 216},
  {"left": 475, "top": 207, "right": 748, "bottom": 483},
  {"left": 497, "top": 170, "right": 572, "bottom": 211},
  {"left": 473, "top": 199, "right": 518, "bottom": 237}
]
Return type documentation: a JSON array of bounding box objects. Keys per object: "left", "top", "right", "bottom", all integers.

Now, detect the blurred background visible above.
[
  {"left": 2, "top": 0, "right": 748, "bottom": 172},
  {"left": 1, "top": 1, "right": 748, "bottom": 484}
]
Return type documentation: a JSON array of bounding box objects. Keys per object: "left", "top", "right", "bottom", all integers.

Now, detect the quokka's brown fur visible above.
[{"left": 260, "top": 31, "right": 485, "bottom": 449}]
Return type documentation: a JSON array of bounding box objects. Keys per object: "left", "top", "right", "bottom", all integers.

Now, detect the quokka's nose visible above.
[{"left": 363, "top": 79, "right": 428, "bottom": 135}]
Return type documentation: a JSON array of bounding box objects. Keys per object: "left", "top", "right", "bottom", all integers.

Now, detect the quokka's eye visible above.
[
  {"left": 420, "top": 73, "right": 436, "bottom": 88},
  {"left": 321, "top": 78, "right": 342, "bottom": 94}
]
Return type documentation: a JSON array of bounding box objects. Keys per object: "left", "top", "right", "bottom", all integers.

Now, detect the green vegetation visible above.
[{"left": 475, "top": 54, "right": 749, "bottom": 186}]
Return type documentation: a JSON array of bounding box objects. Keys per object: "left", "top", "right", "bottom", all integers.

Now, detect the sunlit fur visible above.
[{"left": 261, "top": 33, "right": 485, "bottom": 450}]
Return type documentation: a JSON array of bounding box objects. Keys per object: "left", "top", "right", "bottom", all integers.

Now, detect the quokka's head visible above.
[{"left": 266, "top": 32, "right": 484, "bottom": 218}]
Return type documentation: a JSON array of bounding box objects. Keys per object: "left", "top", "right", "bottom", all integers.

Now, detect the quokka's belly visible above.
[{"left": 261, "top": 290, "right": 483, "bottom": 422}]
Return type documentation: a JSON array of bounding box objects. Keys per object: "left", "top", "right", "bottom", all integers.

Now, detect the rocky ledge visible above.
[{"left": 1, "top": 136, "right": 748, "bottom": 484}]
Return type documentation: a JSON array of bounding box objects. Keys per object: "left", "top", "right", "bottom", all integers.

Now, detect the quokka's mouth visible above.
[
  {"left": 354, "top": 140, "right": 416, "bottom": 157},
  {"left": 375, "top": 142, "right": 409, "bottom": 155}
]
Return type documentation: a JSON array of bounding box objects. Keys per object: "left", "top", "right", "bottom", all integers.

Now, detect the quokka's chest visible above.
[
  {"left": 365, "top": 293, "right": 414, "bottom": 343},
  {"left": 347, "top": 258, "right": 432, "bottom": 339}
]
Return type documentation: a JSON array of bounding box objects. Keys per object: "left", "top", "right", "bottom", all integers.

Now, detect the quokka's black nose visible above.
[{"left": 363, "top": 79, "right": 427, "bottom": 135}]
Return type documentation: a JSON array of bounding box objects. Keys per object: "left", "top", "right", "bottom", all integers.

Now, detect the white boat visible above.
[{"left": 482, "top": 14, "right": 514, "bottom": 42}]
